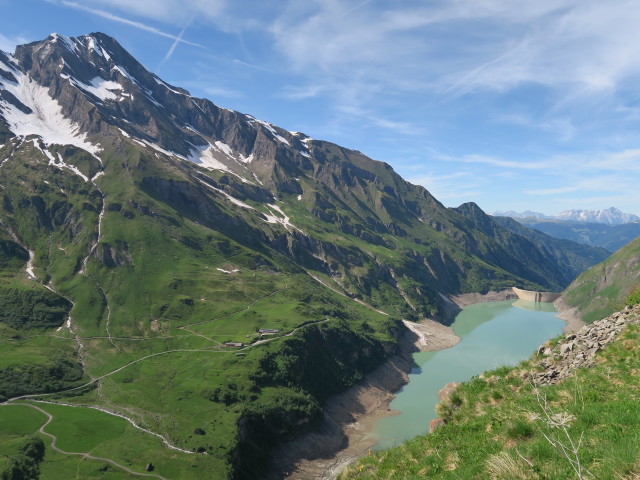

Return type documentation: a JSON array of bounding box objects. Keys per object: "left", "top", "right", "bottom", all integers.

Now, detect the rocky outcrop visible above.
[{"left": 527, "top": 304, "right": 640, "bottom": 386}]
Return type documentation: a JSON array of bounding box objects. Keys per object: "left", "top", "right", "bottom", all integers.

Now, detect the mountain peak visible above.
[{"left": 556, "top": 207, "right": 640, "bottom": 225}]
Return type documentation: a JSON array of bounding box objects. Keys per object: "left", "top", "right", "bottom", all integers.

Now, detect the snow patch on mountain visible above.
[
  {"left": 245, "top": 115, "right": 291, "bottom": 146},
  {"left": 66, "top": 75, "right": 123, "bottom": 101},
  {"left": 30, "top": 138, "right": 89, "bottom": 181},
  {"left": 196, "top": 178, "right": 255, "bottom": 210},
  {"left": 213, "top": 140, "right": 233, "bottom": 157},
  {"left": 153, "top": 75, "right": 186, "bottom": 95},
  {"left": 240, "top": 153, "right": 254, "bottom": 164},
  {"left": 188, "top": 143, "right": 254, "bottom": 184},
  {"left": 0, "top": 69, "right": 102, "bottom": 158},
  {"left": 87, "top": 36, "right": 111, "bottom": 61},
  {"left": 264, "top": 204, "right": 303, "bottom": 233},
  {"left": 216, "top": 268, "right": 239, "bottom": 274},
  {"left": 111, "top": 63, "right": 162, "bottom": 108},
  {"left": 50, "top": 33, "right": 79, "bottom": 54}
]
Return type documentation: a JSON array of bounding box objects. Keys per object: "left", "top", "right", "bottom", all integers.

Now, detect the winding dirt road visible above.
[{"left": 6, "top": 403, "right": 168, "bottom": 480}]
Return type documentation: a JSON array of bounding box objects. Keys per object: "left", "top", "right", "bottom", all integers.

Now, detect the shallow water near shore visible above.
[{"left": 369, "top": 299, "right": 564, "bottom": 450}]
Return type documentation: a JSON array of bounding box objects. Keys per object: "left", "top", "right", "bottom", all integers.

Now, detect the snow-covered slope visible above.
[
  {"left": 556, "top": 207, "right": 640, "bottom": 225},
  {"left": 0, "top": 32, "right": 311, "bottom": 189},
  {"left": 0, "top": 48, "right": 101, "bottom": 157}
]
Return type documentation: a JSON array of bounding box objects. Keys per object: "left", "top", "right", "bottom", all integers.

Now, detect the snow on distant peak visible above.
[
  {"left": 492, "top": 210, "right": 549, "bottom": 219},
  {"left": 188, "top": 143, "right": 253, "bottom": 184},
  {"left": 244, "top": 115, "right": 291, "bottom": 146},
  {"left": 87, "top": 36, "right": 111, "bottom": 61},
  {"left": 49, "top": 33, "right": 79, "bottom": 54},
  {"left": 0, "top": 70, "right": 102, "bottom": 159},
  {"left": 66, "top": 75, "right": 123, "bottom": 101},
  {"left": 556, "top": 207, "right": 640, "bottom": 225}
]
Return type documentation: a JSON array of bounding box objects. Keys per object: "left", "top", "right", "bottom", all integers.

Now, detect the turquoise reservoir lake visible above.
[{"left": 369, "top": 299, "right": 564, "bottom": 450}]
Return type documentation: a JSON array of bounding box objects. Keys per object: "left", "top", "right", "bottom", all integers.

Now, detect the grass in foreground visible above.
[{"left": 341, "top": 310, "right": 640, "bottom": 479}]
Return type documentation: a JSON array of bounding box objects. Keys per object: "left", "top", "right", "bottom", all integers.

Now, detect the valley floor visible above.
[
  {"left": 271, "top": 289, "right": 543, "bottom": 480},
  {"left": 267, "top": 290, "right": 536, "bottom": 480}
]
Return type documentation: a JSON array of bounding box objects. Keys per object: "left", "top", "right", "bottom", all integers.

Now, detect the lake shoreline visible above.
[
  {"left": 272, "top": 289, "right": 580, "bottom": 480},
  {"left": 272, "top": 289, "right": 528, "bottom": 480},
  {"left": 553, "top": 296, "right": 587, "bottom": 333}
]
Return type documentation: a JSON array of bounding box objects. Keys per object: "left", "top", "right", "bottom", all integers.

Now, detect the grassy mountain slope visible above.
[
  {"left": 0, "top": 135, "right": 406, "bottom": 478},
  {"left": 561, "top": 236, "right": 640, "bottom": 323}
]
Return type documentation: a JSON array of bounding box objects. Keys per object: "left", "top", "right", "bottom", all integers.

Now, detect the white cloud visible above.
[
  {"left": 48, "top": 0, "right": 640, "bottom": 142},
  {"left": 498, "top": 114, "right": 576, "bottom": 142},
  {"left": 584, "top": 149, "right": 640, "bottom": 172},
  {"left": 0, "top": 33, "right": 28, "bottom": 52},
  {"left": 278, "top": 84, "right": 325, "bottom": 100},
  {"left": 201, "top": 85, "right": 245, "bottom": 99},
  {"left": 525, "top": 186, "right": 580, "bottom": 196},
  {"left": 452, "top": 154, "right": 552, "bottom": 171},
  {"left": 60, "top": 1, "right": 205, "bottom": 47},
  {"left": 63, "top": 0, "right": 225, "bottom": 26},
  {"left": 268, "top": 0, "right": 640, "bottom": 109}
]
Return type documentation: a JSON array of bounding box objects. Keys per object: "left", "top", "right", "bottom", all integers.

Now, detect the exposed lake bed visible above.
[{"left": 275, "top": 291, "right": 572, "bottom": 479}]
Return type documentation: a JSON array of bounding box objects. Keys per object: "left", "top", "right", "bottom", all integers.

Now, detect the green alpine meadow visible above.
[{"left": 0, "top": 32, "right": 637, "bottom": 480}]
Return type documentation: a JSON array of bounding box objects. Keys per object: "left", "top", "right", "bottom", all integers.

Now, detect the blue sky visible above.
[{"left": 2, "top": 0, "right": 640, "bottom": 216}]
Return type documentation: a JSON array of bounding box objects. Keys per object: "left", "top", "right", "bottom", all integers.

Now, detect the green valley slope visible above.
[
  {"left": 560, "top": 236, "right": 640, "bottom": 323},
  {"left": 0, "top": 32, "right": 616, "bottom": 479}
]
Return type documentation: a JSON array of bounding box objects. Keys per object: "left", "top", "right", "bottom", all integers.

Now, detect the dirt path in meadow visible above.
[{"left": 5, "top": 403, "right": 168, "bottom": 479}]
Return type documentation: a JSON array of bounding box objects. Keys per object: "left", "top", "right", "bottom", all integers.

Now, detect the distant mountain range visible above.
[
  {"left": 514, "top": 219, "right": 640, "bottom": 253},
  {"left": 493, "top": 207, "right": 640, "bottom": 225}
]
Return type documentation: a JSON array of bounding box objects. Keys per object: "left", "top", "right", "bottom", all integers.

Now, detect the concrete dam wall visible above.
[{"left": 512, "top": 287, "right": 561, "bottom": 303}]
